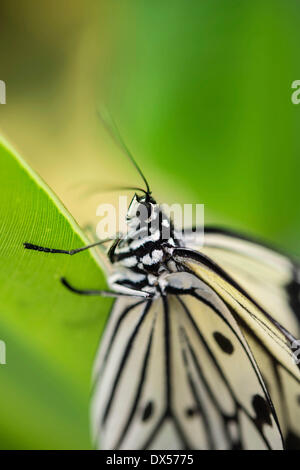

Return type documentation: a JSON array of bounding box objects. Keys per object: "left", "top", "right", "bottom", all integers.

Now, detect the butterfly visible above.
[{"left": 24, "top": 127, "right": 300, "bottom": 450}]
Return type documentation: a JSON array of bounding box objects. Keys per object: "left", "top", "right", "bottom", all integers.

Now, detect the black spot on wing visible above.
[
  {"left": 285, "top": 431, "right": 300, "bottom": 450},
  {"left": 285, "top": 267, "right": 300, "bottom": 323},
  {"left": 185, "top": 407, "right": 201, "bottom": 418},
  {"left": 142, "top": 401, "right": 154, "bottom": 422},
  {"left": 252, "top": 394, "right": 272, "bottom": 426},
  {"left": 213, "top": 331, "right": 234, "bottom": 354},
  {"left": 231, "top": 441, "right": 243, "bottom": 450}
]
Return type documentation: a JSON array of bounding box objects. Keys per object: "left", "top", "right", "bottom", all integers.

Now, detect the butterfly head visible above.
[{"left": 126, "top": 192, "right": 157, "bottom": 229}]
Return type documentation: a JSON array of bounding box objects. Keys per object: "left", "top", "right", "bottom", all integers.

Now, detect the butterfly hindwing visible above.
[
  {"left": 92, "top": 276, "right": 284, "bottom": 449},
  {"left": 181, "top": 226, "right": 300, "bottom": 447},
  {"left": 238, "top": 317, "right": 300, "bottom": 448},
  {"left": 171, "top": 290, "right": 283, "bottom": 450},
  {"left": 92, "top": 297, "right": 167, "bottom": 450}
]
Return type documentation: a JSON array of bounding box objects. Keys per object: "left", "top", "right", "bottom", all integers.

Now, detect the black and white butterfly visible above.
[{"left": 24, "top": 133, "right": 300, "bottom": 450}]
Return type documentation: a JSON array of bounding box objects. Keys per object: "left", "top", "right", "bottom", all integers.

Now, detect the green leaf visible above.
[{"left": 0, "top": 138, "right": 112, "bottom": 449}]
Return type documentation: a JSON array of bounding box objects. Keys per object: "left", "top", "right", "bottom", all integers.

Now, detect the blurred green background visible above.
[{"left": 0, "top": 0, "right": 300, "bottom": 449}]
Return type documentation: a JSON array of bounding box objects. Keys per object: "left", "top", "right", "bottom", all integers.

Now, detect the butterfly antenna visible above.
[
  {"left": 97, "top": 109, "right": 151, "bottom": 195},
  {"left": 78, "top": 183, "right": 149, "bottom": 199}
]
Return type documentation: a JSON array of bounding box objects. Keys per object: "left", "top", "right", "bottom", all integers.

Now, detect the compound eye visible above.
[{"left": 127, "top": 194, "right": 138, "bottom": 219}]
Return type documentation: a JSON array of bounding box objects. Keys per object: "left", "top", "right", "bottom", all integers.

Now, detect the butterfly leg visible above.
[
  {"left": 23, "top": 239, "right": 113, "bottom": 255},
  {"left": 108, "top": 237, "right": 121, "bottom": 263},
  {"left": 60, "top": 277, "right": 127, "bottom": 297}
]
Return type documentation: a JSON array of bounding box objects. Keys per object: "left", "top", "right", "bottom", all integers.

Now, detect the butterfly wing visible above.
[
  {"left": 91, "top": 278, "right": 284, "bottom": 449},
  {"left": 170, "top": 292, "right": 283, "bottom": 450},
  {"left": 240, "top": 321, "right": 300, "bottom": 449},
  {"left": 177, "top": 228, "right": 300, "bottom": 447},
  {"left": 191, "top": 227, "right": 300, "bottom": 337},
  {"left": 91, "top": 297, "right": 168, "bottom": 450}
]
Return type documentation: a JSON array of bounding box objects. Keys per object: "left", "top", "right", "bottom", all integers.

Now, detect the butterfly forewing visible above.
[
  {"left": 181, "top": 227, "right": 300, "bottom": 447},
  {"left": 179, "top": 255, "right": 300, "bottom": 382},
  {"left": 198, "top": 228, "right": 300, "bottom": 337}
]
